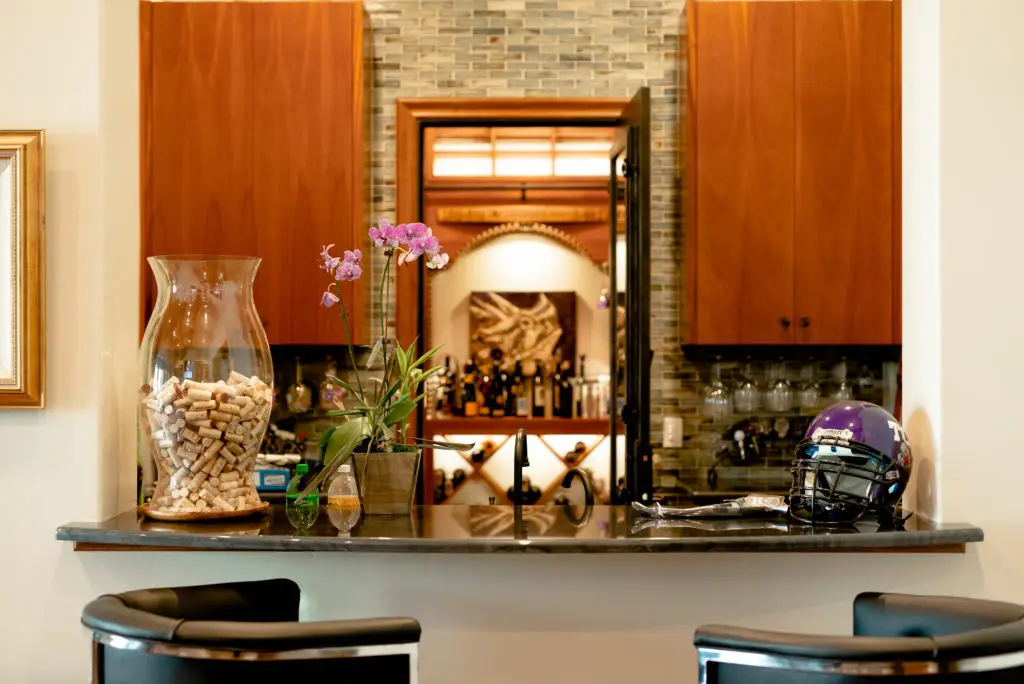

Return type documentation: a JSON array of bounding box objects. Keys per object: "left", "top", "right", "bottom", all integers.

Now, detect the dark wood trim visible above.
[
  {"left": 893, "top": 0, "right": 902, "bottom": 345},
  {"left": 426, "top": 417, "right": 616, "bottom": 436},
  {"left": 139, "top": 0, "right": 153, "bottom": 342},
  {"left": 396, "top": 97, "right": 631, "bottom": 502},
  {"left": 683, "top": 1, "right": 698, "bottom": 344}
]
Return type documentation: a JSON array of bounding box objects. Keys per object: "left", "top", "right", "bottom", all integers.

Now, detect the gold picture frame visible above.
[{"left": 0, "top": 131, "right": 45, "bottom": 408}]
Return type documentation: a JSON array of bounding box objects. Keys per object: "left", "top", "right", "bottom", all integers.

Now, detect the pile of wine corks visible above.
[{"left": 141, "top": 371, "right": 272, "bottom": 514}]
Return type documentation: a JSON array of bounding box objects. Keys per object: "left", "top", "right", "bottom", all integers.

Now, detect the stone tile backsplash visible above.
[{"left": 317, "top": 0, "right": 902, "bottom": 500}]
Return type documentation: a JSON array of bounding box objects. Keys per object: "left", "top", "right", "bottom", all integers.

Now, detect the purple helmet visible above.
[{"left": 789, "top": 401, "right": 912, "bottom": 525}]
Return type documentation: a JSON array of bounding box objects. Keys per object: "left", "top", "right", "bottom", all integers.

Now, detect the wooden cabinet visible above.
[
  {"left": 686, "top": 0, "right": 900, "bottom": 345},
  {"left": 793, "top": 1, "right": 896, "bottom": 344},
  {"left": 141, "top": 1, "right": 369, "bottom": 345},
  {"left": 691, "top": 1, "right": 795, "bottom": 345}
]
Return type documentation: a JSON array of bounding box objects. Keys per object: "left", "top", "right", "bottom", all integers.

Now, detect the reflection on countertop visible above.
[{"left": 56, "top": 504, "right": 983, "bottom": 554}]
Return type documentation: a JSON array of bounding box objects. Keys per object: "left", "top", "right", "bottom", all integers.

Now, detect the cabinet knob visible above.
[
  {"left": 801, "top": 317, "right": 811, "bottom": 328},
  {"left": 780, "top": 317, "right": 791, "bottom": 329}
]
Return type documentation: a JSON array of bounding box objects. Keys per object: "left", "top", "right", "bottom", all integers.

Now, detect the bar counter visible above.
[{"left": 57, "top": 504, "right": 983, "bottom": 553}]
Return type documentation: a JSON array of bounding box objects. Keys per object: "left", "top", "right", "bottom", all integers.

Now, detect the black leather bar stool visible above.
[
  {"left": 82, "top": 579, "right": 420, "bottom": 684},
  {"left": 695, "top": 592, "right": 1024, "bottom": 683}
]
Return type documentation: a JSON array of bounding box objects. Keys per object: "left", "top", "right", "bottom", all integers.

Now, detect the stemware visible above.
[
  {"left": 701, "top": 360, "right": 732, "bottom": 421},
  {"left": 765, "top": 361, "right": 793, "bottom": 413},
  {"left": 734, "top": 361, "right": 761, "bottom": 413},
  {"left": 797, "top": 362, "right": 821, "bottom": 410},
  {"left": 831, "top": 359, "right": 854, "bottom": 402}
]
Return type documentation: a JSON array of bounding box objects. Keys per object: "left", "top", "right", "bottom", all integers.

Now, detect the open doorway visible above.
[{"left": 394, "top": 95, "right": 651, "bottom": 506}]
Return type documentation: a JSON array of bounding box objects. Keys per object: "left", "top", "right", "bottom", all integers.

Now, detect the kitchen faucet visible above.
[{"left": 513, "top": 428, "right": 530, "bottom": 505}]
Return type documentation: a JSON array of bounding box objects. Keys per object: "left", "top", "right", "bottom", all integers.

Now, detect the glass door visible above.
[{"left": 609, "top": 87, "right": 652, "bottom": 503}]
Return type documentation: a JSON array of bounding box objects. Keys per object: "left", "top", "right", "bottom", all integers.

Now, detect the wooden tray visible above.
[{"left": 140, "top": 501, "right": 270, "bottom": 522}]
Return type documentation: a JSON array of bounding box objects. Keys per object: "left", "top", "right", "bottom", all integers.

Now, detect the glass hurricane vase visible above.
[{"left": 138, "top": 256, "right": 273, "bottom": 520}]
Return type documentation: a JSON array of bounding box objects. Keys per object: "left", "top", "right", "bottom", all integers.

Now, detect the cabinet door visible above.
[
  {"left": 691, "top": 1, "right": 795, "bottom": 344},
  {"left": 252, "top": 3, "right": 367, "bottom": 345},
  {"left": 145, "top": 3, "right": 254, "bottom": 317},
  {"left": 794, "top": 1, "right": 896, "bottom": 344}
]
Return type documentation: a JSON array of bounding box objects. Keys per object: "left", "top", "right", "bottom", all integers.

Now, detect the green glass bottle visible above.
[{"left": 285, "top": 463, "right": 320, "bottom": 532}]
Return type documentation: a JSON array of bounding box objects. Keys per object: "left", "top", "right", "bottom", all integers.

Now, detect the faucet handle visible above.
[{"left": 515, "top": 428, "right": 530, "bottom": 467}]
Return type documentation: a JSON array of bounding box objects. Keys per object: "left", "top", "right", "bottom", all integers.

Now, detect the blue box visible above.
[{"left": 253, "top": 467, "right": 290, "bottom": 492}]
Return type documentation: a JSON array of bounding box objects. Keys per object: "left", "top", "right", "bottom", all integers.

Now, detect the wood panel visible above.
[
  {"left": 146, "top": 3, "right": 254, "bottom": 311},
  {"left": 794, "top": 1, "right": 895, "bottom": 344},
  {"left": 692, "top": 1, "right": 796, "bottom": 344},
  {"left": 252, "top": 2, "right": 367, "bottom": 345}
]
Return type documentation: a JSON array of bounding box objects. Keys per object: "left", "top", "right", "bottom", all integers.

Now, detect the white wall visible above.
[
  {"left": 430, "top": 233, "right": 611, "bottom": 376},
  {"left": 1, "top": 2, "right": 1023, "bottom": 683}
]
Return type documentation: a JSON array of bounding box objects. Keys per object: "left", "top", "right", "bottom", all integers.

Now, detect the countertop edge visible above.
[{"left": 55, "top": 525, "right": 984, "bottom": 554}]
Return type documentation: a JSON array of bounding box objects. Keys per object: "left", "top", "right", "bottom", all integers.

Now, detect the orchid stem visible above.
[
  {"left": 336, "top": 292, "right": 365, "bottom": 399},
  {"left": 378, "top": 253, "right": 393, "bottom": 403}
]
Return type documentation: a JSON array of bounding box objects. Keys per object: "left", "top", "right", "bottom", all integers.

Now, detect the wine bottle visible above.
[
  {"left": 462, "top": 360, "right": 479, "bottom": 418},
  {"left": 552, "top": 361, "right": 564, "bottom": 418},
  {"left": 512, "top": 356, "right": 529, "bottom": 417},
  {"left": 478, "top": 360, "right": 492, "bottom": 417},
  {"left": 489, "top": 349, "right": 506, "bottom": 418},
  {"left": 557, "top": 360, "right": 574, "bottom": 418},
  {"left": 532, "top": 360, "right": 546, "bottom": 418},
  {"left": 576, "top": 354, "right": 587, "bottom": 418},
  {"left": 502, "top": 357, "right": 517, "bottom": 418},
  {"left": 440, "top": 356, "right": 457, "bottom": 417}
]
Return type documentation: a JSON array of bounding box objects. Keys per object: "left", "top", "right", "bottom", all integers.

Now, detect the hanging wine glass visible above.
[
  {"left": 797, "top": 361, "right": 821, "bottom": 410},
  {"left": 765, "top": 361, "right": 793, "bottom": 413},
  {"left": 734, "top": 360, "right": 761, "bottom": 413},
  {"left": 831, "top": 358, "right": 854, "bottom": 402},
  {"left": 701, "top": 359, "right": 732, "bottom": 421}
]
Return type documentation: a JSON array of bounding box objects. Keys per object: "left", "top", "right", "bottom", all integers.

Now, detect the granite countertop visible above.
[{"left": 56, "top": 504, "right": 983, "bottom": 553}]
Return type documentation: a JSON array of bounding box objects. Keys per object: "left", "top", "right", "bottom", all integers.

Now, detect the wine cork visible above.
[
  {"left": 219, "top": 470, "right": 240, "bottom": 484},
  {"left": 219, "top": 447, "right": 237, "bottom": 464},
  {"left": 172, "top": 397, "right": 193, "bottom": 409},
  {"left": 187, "top": 388, "right": 213, "bottom": 401},
  {"left": 210, "top": 456, "right": 227, "bottom": 477},
  {"left": 182, "top": 428, "right": 199, "bottom": 443},
  {"left": 187, "top": 471, "right": 208, "bottom": 492},
  {"left": 191, "top": 399, "right": 217, "bottom": 411},
  {"left": 217, "top": 402, "right": 242, "bottom": 416},
  {"left": 197, "top": 426, "right": 221, "bottom": 440},
  {"left": 228, "top": 371, "right": 250, "bottom": 385}
]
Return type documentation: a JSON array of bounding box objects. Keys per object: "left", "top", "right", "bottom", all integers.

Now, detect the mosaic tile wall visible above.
[
  {"left": 362, "top": 0, "right": 687, "bottom": 437},
  {"left": 325, "top": 0, "right": 903, "bottom": 499}
]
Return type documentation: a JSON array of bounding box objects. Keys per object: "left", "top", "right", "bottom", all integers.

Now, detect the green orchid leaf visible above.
[
  {"left": 393, "top": 343, "right": 408, "bottom": 380},
  {"left": 324, "top": 419, "right": 371, "bottom": 465},
  {"left": 409, "top": 365, "right": 444, "bottom": 392},
  {"left": 325, "top": 409, "right": 367, "bottom": 417},
  {"left": 296, "top": 419, "right": 371, "bottom": 500},
  {"left": 377, "top": 377, "right": 402, "bottom": 409},
  {"left": 384, "top": 400, "right": 417, "bottom": 426},
  {"left": 317, "top": 426, "right": 337, "bottom": 449},
  {"left": 409, "top": 344, "right": 443, "bottom": 372},
  {"left": 410, "top": 436, "right": 476, "bottom": 450}
]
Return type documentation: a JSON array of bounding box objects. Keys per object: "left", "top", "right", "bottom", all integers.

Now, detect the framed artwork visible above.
[
  {"left": 0, "top": 131, "right": 45, "bottom": 408},
  {"left": 469, "top": 291, "right": 575, "bottom": 375}
]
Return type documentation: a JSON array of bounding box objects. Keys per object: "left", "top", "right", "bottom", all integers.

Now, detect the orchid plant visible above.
[{"left": 296, "top": 219, "right": 469, "bottom": 499}]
